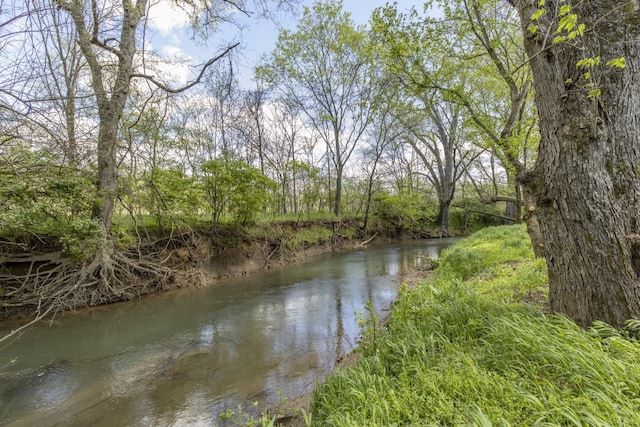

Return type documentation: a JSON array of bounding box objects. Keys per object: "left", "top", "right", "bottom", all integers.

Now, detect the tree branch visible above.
[{"left": 130, "top": 43, "right": 239, "bottom": 93}]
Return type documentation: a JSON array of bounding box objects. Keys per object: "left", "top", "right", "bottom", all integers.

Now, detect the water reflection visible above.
[{"left": 0, "top": 238, "right": 456, "bottom": 426}]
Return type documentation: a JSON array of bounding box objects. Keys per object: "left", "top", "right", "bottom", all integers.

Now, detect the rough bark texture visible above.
[
  {"left": 512, "top": 0, "right": 640, "bottom": 327},
  {"left": 522, "top": 185, "right": 544, "bottom": 257}
]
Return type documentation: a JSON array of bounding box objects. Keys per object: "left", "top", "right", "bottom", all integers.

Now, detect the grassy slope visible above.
[{"left": 309, "top": 225, "right": 640, "bottom": 426}]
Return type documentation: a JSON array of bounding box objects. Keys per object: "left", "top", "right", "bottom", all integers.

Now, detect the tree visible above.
[
  {"left": 240, "top": 83, "right": 269, "bottom": 175},
  {"left": 507, "top": 0, "right": 640, "bottom": 327},
  {"left": 201, "top": 157, "right": 276, "bottom": 225},
  {"left": 372, "top": 0, "right": 544, "bottom": 253},
  {"left": 451, "top": 0, "right": 543, "bottom": 255},
  {"left": 260, "top": 1, "right": 378, "bottom": 216},
  {"left": 398, "top": 95, "right": 478, "bottom": 234},
  {"left": 359, "top": 88, "right": 402, "bottom": 231},
  {"left": 261, "top": 102, "right": 308, "bottom": 214}
]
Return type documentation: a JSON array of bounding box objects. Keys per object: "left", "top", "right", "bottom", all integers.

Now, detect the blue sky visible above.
[{"left": 146, "top": 0, "right": 423, "bottom": 88}]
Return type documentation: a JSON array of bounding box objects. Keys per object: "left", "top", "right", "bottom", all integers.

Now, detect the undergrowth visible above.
[{"left": 310, "top": 225, "right": 640, "bottom": 426}]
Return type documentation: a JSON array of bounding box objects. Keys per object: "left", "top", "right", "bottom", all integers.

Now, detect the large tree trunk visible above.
[
  {"left": 435, "top": 200, "right": 451, "bottom": 235},
  {"left": 94, "top": 119, "right": 120, "bottom": 230},
  {"left": 512, "top": 0, "right": 640, "bottom": 327}
]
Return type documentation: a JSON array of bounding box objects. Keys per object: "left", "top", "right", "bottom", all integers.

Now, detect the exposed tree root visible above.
[
  {"left": 358, "top": 233, "right": 378, "bottom": 247},
  {"left": 0, "top": 231, "right": 206, "bottom": 340}
]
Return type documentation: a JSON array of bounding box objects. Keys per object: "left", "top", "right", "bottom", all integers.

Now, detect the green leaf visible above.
[
  {"left": 557, "top": 14, "right": 577, "bottom": 32},
  {"left": 588, "top": 88, "right": 601, "bottom": 98},
  {"left": 553, "top": 35, "right": 566, "bottom": 44},
  {"left": 567, "top": 30, "right": 580, "bottom": 40},
  {"left": 607, "top": 57, "right": 627, "bottom": 68},
  {"left": 576, "top": 56, "right": 600, "bottom": 68},
  {"left": 531, "top": 8, "right": 546, "bottom": 21}
]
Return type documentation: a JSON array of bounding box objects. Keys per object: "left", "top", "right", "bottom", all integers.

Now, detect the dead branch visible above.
[{"left": 358, "top": 233, "right": 378, "bottom": 247}]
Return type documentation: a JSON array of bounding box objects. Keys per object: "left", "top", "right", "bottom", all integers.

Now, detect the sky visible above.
[{"left": 146, "top": 0, "right": 424, "bottom": 89}]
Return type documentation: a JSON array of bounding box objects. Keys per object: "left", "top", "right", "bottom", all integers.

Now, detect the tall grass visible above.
[{"left": 310, "top": 225, "right": 640, "bottom": 426}]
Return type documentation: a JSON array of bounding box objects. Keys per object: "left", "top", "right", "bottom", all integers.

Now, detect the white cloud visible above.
[
  {"left": 147, "top": 0, "right": 191, "bottom": 35},
  {"left": 161, "top": 45, "right": 189, "bottom": 60},
  {"left": 153, "top": 46, "right": 194, "bottom": 85}
]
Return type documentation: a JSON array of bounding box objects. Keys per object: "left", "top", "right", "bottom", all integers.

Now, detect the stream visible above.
[{"left": 0, "top": 238, "right": 456, "bottom": 426}]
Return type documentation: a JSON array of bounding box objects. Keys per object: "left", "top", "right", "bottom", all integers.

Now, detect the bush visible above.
[
  {"left": 370, "top": 192, "right": 436, "bottom": 231},
  {"left": 58, "top": 217, "right": 105, "bottom": 260},
  {"left": 201, "top": 157, "right": 277, "bottom": 225},
  {"left": 0, "top": 147, "right": 104, "bottom": 259},
  {"left": 138, "top": 167, "right": 207, "bottom": 226}
]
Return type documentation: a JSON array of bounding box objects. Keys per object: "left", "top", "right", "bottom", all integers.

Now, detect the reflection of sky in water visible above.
[
  {"left": 0, "top": 238, "right": 457, "bottom": 426},
  {"left": 32, "top": 365, "right": 78, "bottom": 408}
]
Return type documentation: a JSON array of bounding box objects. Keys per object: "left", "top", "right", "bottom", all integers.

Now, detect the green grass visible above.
[
  {"left": 310, "top": 225, "right": 640, "bottom": 426},
  {"left": 284, "top": 226, "right": 334, "bottom": 250}
]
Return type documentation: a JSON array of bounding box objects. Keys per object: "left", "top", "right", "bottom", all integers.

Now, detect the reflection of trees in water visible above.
[
  {"left": 334, "top": 284, "right": 344, "bottom": 363},
  {"left": 1, "top": 239, "right": 458, "bottom": 425}
]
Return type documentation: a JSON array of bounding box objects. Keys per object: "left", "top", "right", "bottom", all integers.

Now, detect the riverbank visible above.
[
  {"left": 272, "top": 225, "right": 640, "bottom": 426},
  {"left": 0, "top": 218, "right": 442, "bottom": 323},
  {"left": 267, "top": 266, "right": 439, "bottom": 427}
]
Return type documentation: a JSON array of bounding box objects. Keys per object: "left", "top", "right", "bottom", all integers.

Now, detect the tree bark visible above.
[
  {"left": 435, "top": 200, "right": 451, "bottom": 235},
  {"left": 512, "top": 0, "right": 640, "bottom": 327},
  {"left": 522, "top": 184, "right": 544, "bottom": 258},
  {"left": 334, "top": 163, "right": 343, "bottom": 217},
  {"left": 58, "top": 0, "right": 146, "bottom": 232}
]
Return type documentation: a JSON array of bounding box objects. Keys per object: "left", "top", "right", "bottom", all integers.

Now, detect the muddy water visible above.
[{"left": 0, "top": 238, "right": 456, "bottom": 426}]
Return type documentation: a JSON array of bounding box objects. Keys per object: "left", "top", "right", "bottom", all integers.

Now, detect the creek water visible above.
[{"left": 0, "top": 238, "right": 456, "bottom": 426}]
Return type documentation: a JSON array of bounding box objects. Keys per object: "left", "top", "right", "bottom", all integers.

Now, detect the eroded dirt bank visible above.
[{"left": 0, "top": 219, "right": 411, "bottom": 322}]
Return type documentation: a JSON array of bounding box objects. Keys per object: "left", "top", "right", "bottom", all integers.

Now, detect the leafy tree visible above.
[
  {"left": 507, "top": 0, "right": 640, "bottom": 327},
  {"left": 359, "top": 85, "right": 403, "bottom": 231},
  {"left": 398, "top": 95, "right": 479, "bottom": 234},
  {"left": 260, "top": 0, "right": 379, "bottom": 216},
  {"left": 142, "top": 167, "right": 206, "bottom": 228},
  {"left": 290, "top": 160, "right": 323, "bottom": 216},
  {"left": 445, "top": 0, "right": 543, "bottom": 255},
  {"left": 372, "top": 0, "right": 543, "bottom": 253},
  {"left": 201, "top": 157, "right": 276, "bottom": 225}
]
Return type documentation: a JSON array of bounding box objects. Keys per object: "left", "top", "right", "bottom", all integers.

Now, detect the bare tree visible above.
[
  {"left": 399, "top": 96, "right": 480, "bottom": 234},
  {"left": 261, "top": 1, "right": 378, "bottom": 216}
]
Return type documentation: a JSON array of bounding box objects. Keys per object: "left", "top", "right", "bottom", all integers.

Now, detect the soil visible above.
[
  {"left": 0, "top": 220, "right": 442, "bottom": 421},
  {"left": 0, "top": 220, "right": 412, "bottom": 323}
]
